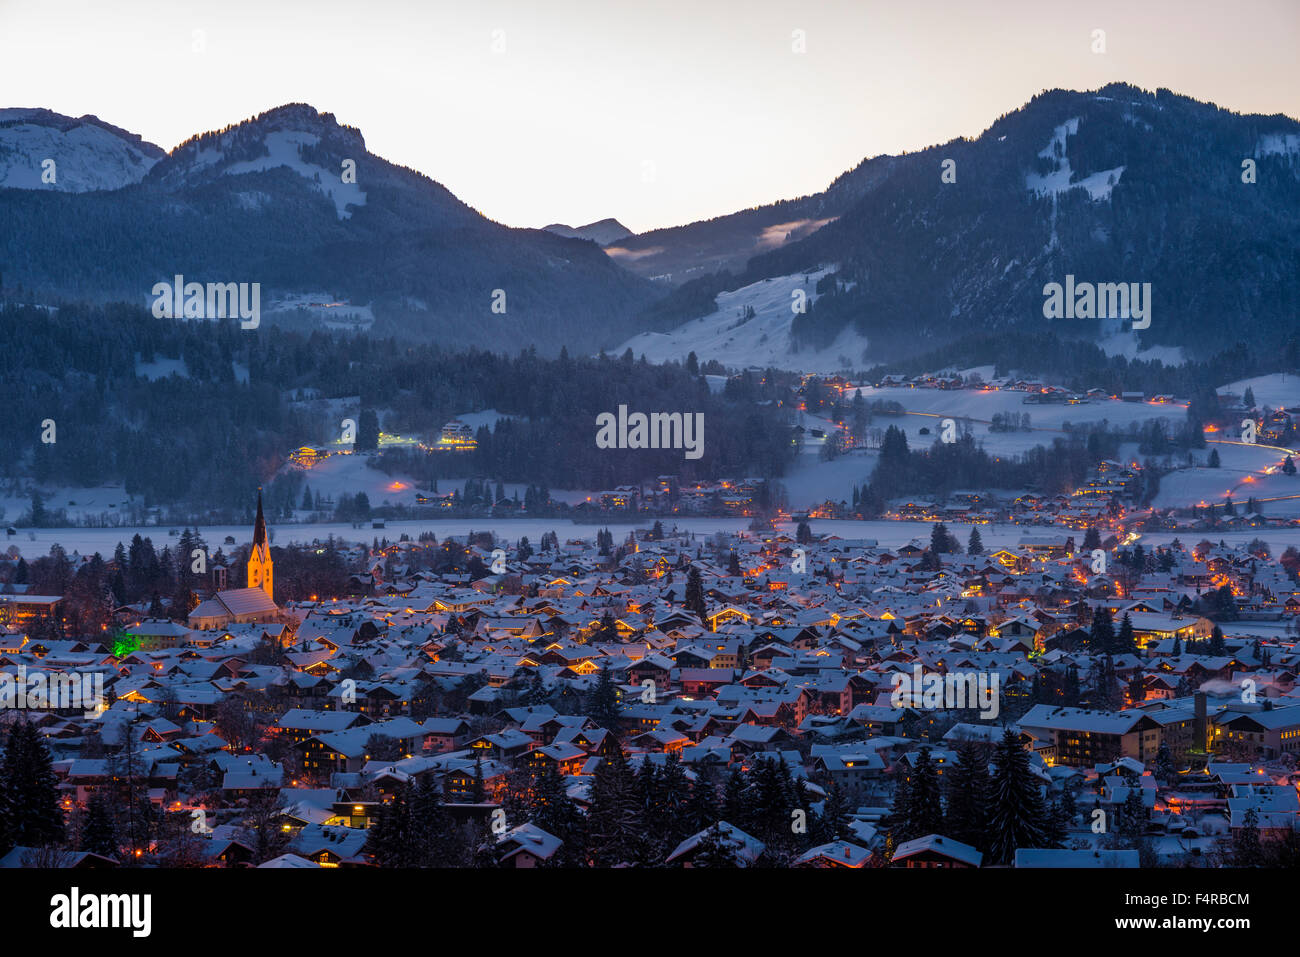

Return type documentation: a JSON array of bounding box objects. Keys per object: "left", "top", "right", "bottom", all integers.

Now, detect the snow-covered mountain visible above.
[
  {"left": 0, "top": 104, "right": 657, "bottom": 351},
  {"left": 638, "top": 82, "right": 1300, "bottom": 362},
  {"left": 543, "top": 217, "right": 632, "bottom": 245},
  {"left": 0, "top": 108, "right": 164, "bottom": 191},
  {"left": 145, "top": 103, "right": 369, "bottom": 219}
]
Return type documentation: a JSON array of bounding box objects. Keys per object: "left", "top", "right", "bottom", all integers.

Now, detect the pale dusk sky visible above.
[{"left": 2, "top": 0, "right": 1296, "bottom": 232}]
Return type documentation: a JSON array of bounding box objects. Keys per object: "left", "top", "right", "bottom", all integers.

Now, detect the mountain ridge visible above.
[
  {"left": 0, "top": 103, "right": 657, "bottom": 351},
  {"left": 630, "top": 82, "right": 1300, "bottom": 363}
]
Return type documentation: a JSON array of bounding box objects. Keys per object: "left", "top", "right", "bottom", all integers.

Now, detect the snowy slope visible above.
[
  {"left": 223, "top": 129, "right": 365, "bottom": 219},
  {"left": 1025, "top": 117, "right": 1125, "bottom": 201},
  {"left": 0, "top": 108, "right": 162, "bottom": 191},
  {"left": 617, "top": 268, "right": 871, "bottom": 373},
  {"left": 1219, "top": 373, "right": 1300, "bottom": 411},
  {"left": 1152, "top": 441, "right": 1300, "bottom": 516},
  {"left": 149, "top": 105, "right": 370, "bottom": 221},
  {"left": 1099, "top": 331, "right": 1186, "bottom": 367}
]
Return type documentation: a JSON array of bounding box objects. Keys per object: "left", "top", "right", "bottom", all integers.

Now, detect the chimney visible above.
[{"left": 1194, "top": 691, "right": 1207, "bottom": 752}]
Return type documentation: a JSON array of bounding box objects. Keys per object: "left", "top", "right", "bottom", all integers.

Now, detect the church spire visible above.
[
  {"left": 253, "top": 487, "right": 267, "bottom": 548},
  {"left": 248, "top": 488, "right": 274, "bottom": 602}
]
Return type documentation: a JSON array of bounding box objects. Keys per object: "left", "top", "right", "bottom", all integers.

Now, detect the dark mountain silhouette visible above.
[
  {"left": 628, "top": 83, "right": 1300, "bottom": 361},
  {"left": 0, "top": 104, "right": 657, "bottom": 352}
]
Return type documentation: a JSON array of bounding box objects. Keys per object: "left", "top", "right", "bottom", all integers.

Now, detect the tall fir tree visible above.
[
  {"left": 684, "top": 565, "right": 708, "bottom": 624},
  {"left": 529, "top": 763, "right": 583, "bottom": 866},
  {"left": 944, "top": 740, "right": 991, "bottom": 851},
  {"left": 686, "top": 768, "right": 720, "bottom": 833},
  {"left": 585, "top": 746, "right": 641, "bottom": 867},
  {"left": 1116, "top": 613, "right": 1137, "bottom": 655},
  {"left": 903, "top": 748, "right": 945, "bottom": 841},
  {"left": 1089, "top": 606, "right": 1115, "bottom": 655},
  {"left": 586, "top": 665, "right": 622, "bottom": 730},
  {"left": 81, "top": 790, "right": 119, "bottom": 859},
  {"left": 722, "top": 766, "right": 749, "bottom": 830},
  {"left": 0, "top": 720, "right": 64, "bottom": 852},
  {"left": 986, "top": 729, "right": 1049, "bottom": 865}
]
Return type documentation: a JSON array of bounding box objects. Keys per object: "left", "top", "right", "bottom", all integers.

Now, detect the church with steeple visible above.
[
  {"left": 247, "top": 489, "right": 274, "bottom": 602},
  {"left": 187, "top": 490, "right": 279, "bottom": 630}
]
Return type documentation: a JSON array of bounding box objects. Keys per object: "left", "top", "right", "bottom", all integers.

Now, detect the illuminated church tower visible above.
[{"left": 247, "top": 490, "right": 274, "bottom": 601}]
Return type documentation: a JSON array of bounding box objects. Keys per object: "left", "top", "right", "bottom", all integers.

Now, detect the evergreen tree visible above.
[
  {"left": 690, "top": 822, "right": 741, "bottom": 867},
  {"left": 684, "top": 565, "right": 708, "bottom": 624},
  {"left": 0, "top": 720, "right": 64, "bottom": 851},
  {"left": 467, "top": 820, "right": 500, "bottom": 868},
  {"left": 81, "top": 790, "right": 118, "bottom": 858},
  {"left": 1208, "top": 625, "right": 1227, "bottom": 656},
  {"left": 747, "top": 756, "right": 791, "bottom": 849},
  {"left": 1116, "top": 613, "right": 1136, "bottom": 655},
  {"left": 595, "top": 609, "right": 619, "bottom": 643},
  {"left": 585, "top": 747, "right": 640, "bottom": 866},
  {"left": 1063, "top": 665, "right": 1082, "bottom": 706},
  {"left": 1089, "top": 606, "right": 1115, "bottom": 654},
  {"left": 986, "top": 729, "right": 1049, "bottom": 865},
  {"left": 364, "top": 780, "right": 414, "bottom": 866},
  {"left": 1154, "top": 742, "right": 1176, "bottom": 786},
  {"left": 471, "top": 756, "right": 487, "bottom": 803},
  {"left": 686, "top": 769, "right": 720, "bottom": 833},
  {"left": 819, "top": 779, "right": 850, "bottom": 843},
  {"left": 410, "top": 775, "right": 460, "bottom": 866},
  {"left": 657, "top": 752, "right": 693, "bottom": 852},
  {"left": 1045, "top": 799, "right": 1068, "bottom": 847},
  {"left": 722, "top": 766, "right": 749, "bottom": 830},
  {"left": 1059, "top": 783, "right": 1077, "bottom": 827},
  {"left": 529, "top": 763, "right": 583, "bottom": 866},
  {"left": 1118, "top": 786, "right": 1147, "bottom": 847},
  {"left": 586, "top": 665, "right": 622, "bottom": 730},
  {"left": 1082, "top": 526, "right": 1102, "bottom": 551},
  {"left": 966, "top": 527, "right": 983, "bottom": 555},
  {"left": 944, "top": 741, "right": 991, "bottom": 850},
  {"left": 903, "top": 748, "right": 944, "bottom": 841}
]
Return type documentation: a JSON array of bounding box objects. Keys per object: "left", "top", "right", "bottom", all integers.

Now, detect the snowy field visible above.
[
  {"left": 849, "top": 384, "right": 1186, "bottom": 435},
  {"left": 0, "top": 484, "right": 139, "bottom": 528},
  {"left": 1152, "top": 440, "right": 1300, "bottom": 516},
  {"left": 10, "top": 516, "right": 1300, "bottom": 563},
  {"left": 1098, "top": 331, "right": 1186, "bottom": 366},
  {"left": 1220, "top": 372, "right": 1300, "bottom": 411}
]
